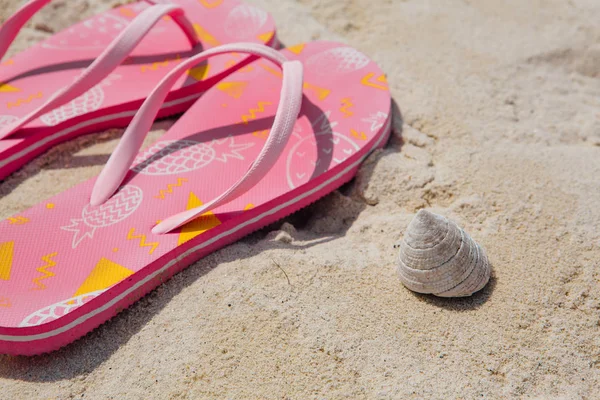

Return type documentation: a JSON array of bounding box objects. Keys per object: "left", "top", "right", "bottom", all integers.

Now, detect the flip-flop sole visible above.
[
  {"left": 0, "top": 0, "right": 276, "bottom": 179},
  {"left": 0, "top": 41, "right": 391, "bottom": 355}
]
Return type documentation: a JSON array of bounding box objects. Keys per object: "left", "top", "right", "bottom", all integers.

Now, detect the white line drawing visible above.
[
  {"left": 41, "top": 14, "right": 130, "bottom": 50},
  {"left": 40, "top": 74, "right": 122, "bottom": 127},
  {"left": 292, "top": 124, "right": 303, "bottom": 139},
  {"left": 285, "top": 111, "right": 360, "bottom": 189},
  {"left": 19, "top": 289, "right": 107, "bottom": 327},
  {"left": 132, "top": 135, "right": 254, "bottom": 176},
  {"left": 0, "top": 115, "right": 18, "bottom": 128},
  {"left": 306, "top": 47, "right": 370, "bottom": 75},
  {"left": 311, "top": 110, "right": 338, "bottom": 135},
  {"left": 224, "top": 4, "right": 268, "bottom": 40},
  {"left": 361, "top": 111, "right": 389, "bottom": 132},
  {"left": 61, "top": 185, "right": 143, "bottom": 249}
]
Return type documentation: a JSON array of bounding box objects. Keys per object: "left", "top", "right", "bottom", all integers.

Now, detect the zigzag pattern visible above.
[
  {"left": 241, "top": 101, "right": 272, "bottom": 124},
  {"left": 361, "top": 72, "right": 388, "bottom": 90},
  {"left": 31, "top": 252, "right": 57, "bottom": 290},
  {"left": 8, "top": 216, "right": 28, "bottom": 225},
  {"left": 252, "top": 129, "right": 269, "bottom": 140},
  {"left": 127, "top": 228, "right": 159, "bottom": 255},
  {"left": 7, "top": 92, "right": 43, "bottom": 109},
  {"left": 155, "top": 178, "right": 188, "bottom": 199},
  {"left": 340, "top": 97, "right": 354, "bottom": 117}
]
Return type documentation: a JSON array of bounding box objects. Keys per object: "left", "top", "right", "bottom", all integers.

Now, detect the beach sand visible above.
[{"left": 0, "top": 0, "right": 599, "bottom": 398}]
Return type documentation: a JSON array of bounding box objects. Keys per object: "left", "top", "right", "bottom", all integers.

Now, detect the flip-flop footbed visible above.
[
  {"left": 0, "top": 0, "right": 276, "bottom": 179},
  {"left": 0, "top": 40, "right": 391, "bottom": 355}
]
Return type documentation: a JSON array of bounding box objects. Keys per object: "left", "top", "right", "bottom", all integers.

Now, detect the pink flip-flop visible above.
[
  {"left": 0, "top": 0, "right": 276, "bottom": 180},
  {"left": 0, "top": 40, "right": 391, "bottom": 355}
]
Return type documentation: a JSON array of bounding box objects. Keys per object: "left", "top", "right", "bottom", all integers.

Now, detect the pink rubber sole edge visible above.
[{"left": 0, "top": 109, "right": 392, "bottom": 356}]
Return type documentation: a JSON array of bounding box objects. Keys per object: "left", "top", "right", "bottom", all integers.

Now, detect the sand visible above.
[{"left": 0, "top": 0, "right": 599, "bottom": 398}]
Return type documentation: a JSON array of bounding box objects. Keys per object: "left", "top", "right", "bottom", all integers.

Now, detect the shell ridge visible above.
[
  {"left": 403, "top": 218, "right": 451, "bottom": 250},
  {"left": 396, "top": 211, "right": 491, "bottom": 297}
]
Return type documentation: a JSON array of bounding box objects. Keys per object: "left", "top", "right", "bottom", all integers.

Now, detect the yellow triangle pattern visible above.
[
  {"left": 216, "top": 81, "right": 248, "bottom": 99},
  {"left": 0, "top": 241, "right": 14, "bottom": 281},
  {"left": 73, "top": 257, "right": 133, "bottom": 297},
  {"left": 178, "top": 192, "right": 222, "bottom": 246},
  {"left": 199, "top": 0, "right": 223, "bottom": 9},
  {"left": 0, "top": 82, "right": 19, "bottom": 92},
  {"left": 188, "top": 64, "right": 211, "bottom": 82},
  {"left": 257, "top": 32, "right": 274, "bottom": 43},
  {"left": 193, "top": 23, "right": 220, "bottom": 47},
  {"left": 287, "top": 44, "right": 305, "bottom": 55}
]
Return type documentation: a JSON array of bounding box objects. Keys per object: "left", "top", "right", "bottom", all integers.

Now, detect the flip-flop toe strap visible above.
[{"left": 90, "top": 43, "right": 304, "bottom": 234}]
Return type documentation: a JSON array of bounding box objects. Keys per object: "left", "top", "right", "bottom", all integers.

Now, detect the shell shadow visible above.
[
  {"left": 0, "top": 97, "right": 400, "bottom": 382},
  {"left": 407, "top": 267, "right": 497, "bottom": 310}
]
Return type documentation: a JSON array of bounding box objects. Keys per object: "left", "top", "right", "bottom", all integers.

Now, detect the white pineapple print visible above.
[
  {"left": 132, "top": 136, "right": 254, "bottom": 176},
  {"left": 19, "top": 289, "right": 106, "bottom": 327},
  {"left": 41, "top": 13, "right": 131, "bottom": 51},
  {"left": 40, "top": 74, "right": 121, "bottom": 127},
  {"left": 286, "top": 111, "right": 359, "bottom": 189},
  {"left": 0, "top": 115, "right": 18, "bottom": 128},
  {"left": 306, "top": 47, "right": 370, "bottom": 75},
  {"left": 61, "top": 185, "right": 143, "bottom": 249},
  {"left": 362, "top": 111, "right": 389, "bottom": 132},
  {"left": 224, "top": 4, "right": 268, "bottom": 40}
]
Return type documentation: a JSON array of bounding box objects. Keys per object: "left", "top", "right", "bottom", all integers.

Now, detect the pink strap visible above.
[
  {"left": 90, "top": 43, "right": 304, "bottom": 235},
  {"left": 0, "top": 0, "right": 52, "bottom": 61},
  {"left": 0, "top": 1, "right": 198, "bottom": 140}
]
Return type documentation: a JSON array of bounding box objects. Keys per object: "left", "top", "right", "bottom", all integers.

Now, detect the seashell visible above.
[{"left": 396, "top": 210, "right": 490, "bottom": 297}]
